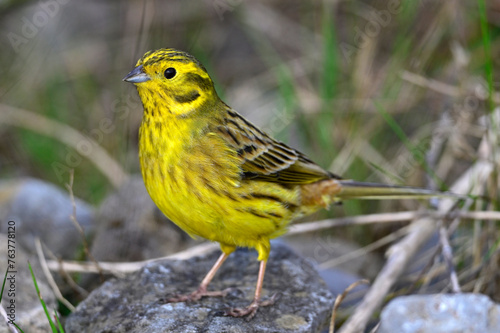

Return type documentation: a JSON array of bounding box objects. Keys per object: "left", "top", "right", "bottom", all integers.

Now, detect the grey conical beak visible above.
[{"left": 123, "top": 65, "right": 150, "bottom": 83}]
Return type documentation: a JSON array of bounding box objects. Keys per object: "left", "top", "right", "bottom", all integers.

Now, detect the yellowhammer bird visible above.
[{"left": 123, "top": 48, "right": 455, "bottom": 318}]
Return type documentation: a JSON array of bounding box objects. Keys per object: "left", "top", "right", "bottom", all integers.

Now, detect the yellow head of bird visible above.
[{"left": 123, "top": 48, "right": 219, "bottom": 117}]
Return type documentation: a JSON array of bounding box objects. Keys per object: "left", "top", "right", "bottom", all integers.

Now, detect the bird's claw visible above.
[
  {"left": 224, "top": 292, "right": 281, "bottom": 320},
  {"left": 161, "top": 287, "right": 233, "bottom": 303},
  {"left": 224, "top": 303, "right": 259, "bottom": 320}
]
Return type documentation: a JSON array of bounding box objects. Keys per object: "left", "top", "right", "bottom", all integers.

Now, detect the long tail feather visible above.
[{"left": 336, "top": 180, "right": 465, "bottom": 200}]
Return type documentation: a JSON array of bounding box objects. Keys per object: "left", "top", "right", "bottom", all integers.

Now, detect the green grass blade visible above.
[
  {"left": 2, "top": 268, "right": 25, "bottom": 332},
  {"left": 28, "top": 261, "right": 58, "bottom": 332},
  {"left": 318, "top": 3, "right": 339, "bottom": 154},
  {"left": 368, "top": 162, "right": 405, "bottom": 185},
  {"left": 12, "top": 322, "right": 24, "bottom": 333},
  {"left": 320, "top": 3, "right": 338, "bottom": 102},
  {"left": 0, "top": 268, "right": 7, "bottom": 304},
  {"left": 54, "top": 310, "right": 65, "bottom": 333},
  {"left": 374, "top": 102, "right": 445, "bottom": 190},
  {"left": 477, "top": 0, "right": 494, "bottom": 112}
]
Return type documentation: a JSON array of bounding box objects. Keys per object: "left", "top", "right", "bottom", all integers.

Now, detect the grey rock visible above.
[
  {"left": 378, "top": 293, "right": 500, "bottom": 333},
  {"left": 66, "top": 243, "right": 334, "bottom": 333},
  {"left": 0, "top": 178, "right": 94, "bottom": 259},
  {"left": 0, "top": 234, "right": 58, "bottom": 333},
  {"left": 91, "top": 176, "right": 194, "bottom": 262}
]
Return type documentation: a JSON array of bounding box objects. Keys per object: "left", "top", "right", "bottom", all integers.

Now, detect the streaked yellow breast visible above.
[{"left": 138, "top": 113, "right": 301, "bottom": 251}]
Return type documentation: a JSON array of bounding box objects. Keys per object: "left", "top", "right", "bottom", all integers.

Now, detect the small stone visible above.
[
  {"left": 66, "top": 243, "right": 334, "bottom": 332},
  {"left": 378, "top": 293, "right": 500, "bottom": 333}
]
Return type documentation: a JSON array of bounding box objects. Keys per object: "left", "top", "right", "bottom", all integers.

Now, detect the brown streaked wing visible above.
[{"left": 215, "top": 108, "right": 339, "bottom": 185}]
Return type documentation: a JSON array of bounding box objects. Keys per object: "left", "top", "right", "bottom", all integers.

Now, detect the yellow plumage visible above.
[
  {"left": 131, "top": 49, "right": 336, "bottom": 262},
  {"left": 124, "top": 48, "right": 456, "bottom": 318}
]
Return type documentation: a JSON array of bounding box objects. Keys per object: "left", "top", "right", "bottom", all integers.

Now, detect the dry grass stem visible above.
[
  {"left": 438, "top": 225, "right": 461, "bottom": 292},
  {"left": 320, "top": 225, "right": 411, "bottom": 269},
  {"left": 356, "top": 140, "right": 403, "bottom": 184},
  {"left": 437, "top": 200, "right": 475, "bottom": 294},
  {"left": 43, "top": 244, "right": 89, "bottom": 298},
  {"left": 46, "top": 242, "right": 219, "bottom": 275},
  {"left": 400, "top": 71, "right": 500, "bottom": 103},
  {"left": 328, "top": 140, "right": 360, "bottom": 177},
  {"left": 329, "top": 279, "right": 370, "bottom": 333},
  {"left": 0, "top": 303, "right": 19, "bottom": 333},
  {"left": 66, "top": 171, "right": 105, "bottom": 281},
  {"left": 44, "top": 209, "right": 500, "bottom": 275},
  {"left": 339, "top": 217, "right": 438, "bottom": 333},
  {"left": 34, "top": 238, "right": 76, "bottom": 312},
  {"left": 287, "top": 211, "right": 420, "bottom": 235},
  {"left": 289, "top": 210, "right": 500, "bottom": 237},
  {"left": 0, "top": 104, "right": 128, "bottom": 188},
  {"left": 368, "top": 323, "right": 381, "bottom": 333},
  {"left": 405, "top": 245, "right": 443, "bottom": 294}
]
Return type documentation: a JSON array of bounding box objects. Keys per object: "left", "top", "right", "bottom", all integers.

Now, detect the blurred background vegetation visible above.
[{"left": 0, "top": 0, "right": 499, "bottom": 261}]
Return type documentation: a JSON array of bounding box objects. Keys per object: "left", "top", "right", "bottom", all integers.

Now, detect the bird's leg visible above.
[
  {"left": 224, "top": 260, "right": 279, "bottom": 319},
  {"left": 166, "top": 252, "right": 232, "bottom": 302}
]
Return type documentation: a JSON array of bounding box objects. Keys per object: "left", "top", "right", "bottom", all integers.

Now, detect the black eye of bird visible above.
[{"left": 164, "top": 67, "right": 176, "bottom": 79}]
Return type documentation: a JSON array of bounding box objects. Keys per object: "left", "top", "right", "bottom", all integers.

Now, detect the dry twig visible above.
[
  {"left": 329, "top": 279, "right": 370, "bottom": 333},
  {"left": 339, "top": 216, "right": 437, "bottom": 333},
  {"left": 44, "top": 209, "right": 500, "bottom": 275},
  {"left": 46, "top": 242, "right": 219, "bottom": 275},
  {"left": 340, "top": 122, "right": 492, "bottom": 332},
  {"left": 34, "top": 238, "right": 76, "bottom": 312},
  {"left": 0, "top": 303, "right": 19, "bottom": 333},
  {"left": 66, "top": 171, "right": 104, "bottom": 282},
  {"left": 320, "top": 225, "right": 411, "bottom": 269},
  {"left": 44, "top": 245, "right": 89, "bottom": 298},
  {"left": 287, "top": 211, "right": 420, "bottom": 235},
  {"left": 400, "top": 71, "right": 500, "bottom": 103},
  {"left": 438, "top": 225, "right": 461, "bottom": 293}
]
